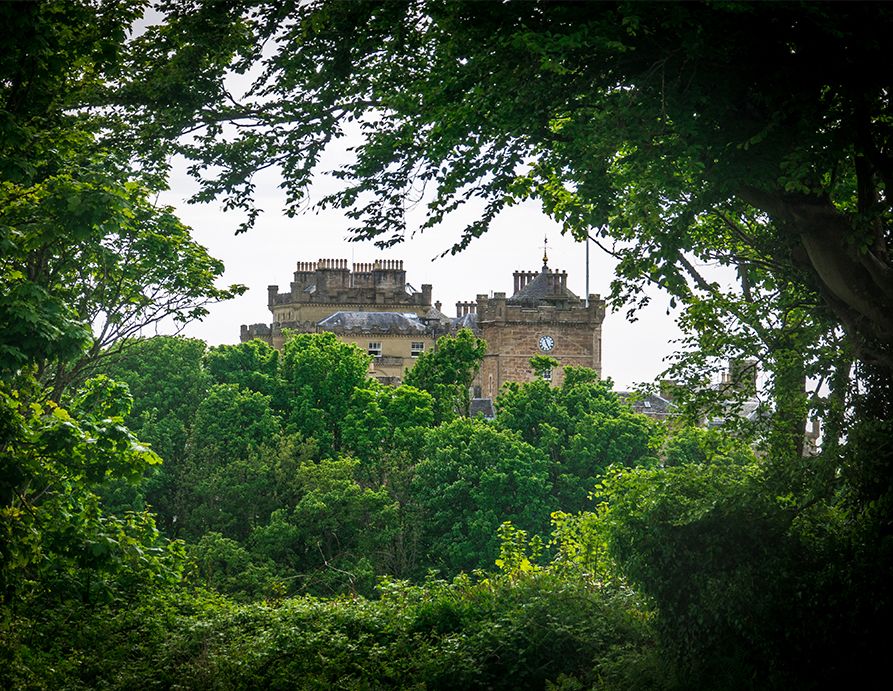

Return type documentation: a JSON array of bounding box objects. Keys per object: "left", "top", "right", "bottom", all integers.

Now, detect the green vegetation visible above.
[
  {"left": 404, "top": 328, "right": 487, "bottom": 420},
  {"left": 3, "top": 2, "right": 892, "bottom": 689}
]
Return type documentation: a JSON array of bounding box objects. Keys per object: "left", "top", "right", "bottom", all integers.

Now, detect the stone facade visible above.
[
  {"left": 474, "top": 264, "right": 606, "bottom": 395},
  {"left": 242, "top": 259, "right": 433, "bottom": 350},
  {"left": 242, "top": 258, "right": 455, "bottom": 382},
  {"left": 241, "top": 256, "right": 606, "bottom": 390}
]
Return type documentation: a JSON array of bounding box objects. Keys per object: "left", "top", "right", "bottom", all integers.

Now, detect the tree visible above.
[
  {"left": 0, "top": 1, "right": 244, "bottom": 399},
  {"left": 97, "top": 336, "right": 209, "bottom": 464},
  {"left": 280, "top": 332, "right": 371, "bottom": 452},
  {"left": 205, "top": 339, "right": 282, "bottom": 407},
  {"left": 597, "top": 460, "right": 888, "bottom": 688},
  {"left": 171, "top": 2, "right": 893, "bottom": 375},
  {"left": 0, "top": 0, "right": 240, "bottom": 620},
  {"left": 1, "top": 160, "right": 245, "bottom": 399},
  {"left": 412, "top": 418, "right": 551, "bottom": 575},
  {"left": 341, "top": 382, "right": 434, "bottom": 481},
  {"left": 497, "top": 366, "right": 659, "bottom": 512},
  {"left": 179, "top": 384, "right": 280, "bottom": 539},
  {"left": 341, "top": 382, "right": 436, "bottom": 577},
  {"left": 403, "top": 329, "right": 486, "bottom": 420},
  {"left": 250, "top": 456, "right": 398, "bottom": 596},
  {"left": 0, "top": 375, "right": 181, "bottom": 607},
  {"left": 92, "top": 336, "right": 209, "bottom": 529}
]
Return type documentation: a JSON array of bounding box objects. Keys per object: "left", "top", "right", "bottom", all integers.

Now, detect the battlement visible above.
[
  {"left": 456, "top": 301, "right": 477, "bottom": 317},
  {"left": 264, "top": 258, "right": 432, "bottom": 315}
]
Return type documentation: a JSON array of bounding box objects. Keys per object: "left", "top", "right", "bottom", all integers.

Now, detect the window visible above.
[
  {"left": 542, "top": 368, "right": 552, "bottom": 382},
  {"left": 368, "top": 341, "right": 382, "bottom": 357},
  {"left": 411, "top": 341, "right": 425, "bottom": 357}
]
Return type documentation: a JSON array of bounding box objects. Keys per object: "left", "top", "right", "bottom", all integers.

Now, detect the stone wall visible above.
[
  {"left": 242, "top": 258, "right": 607, "bottom": 397},
  {"left": 476, "top": 291, "right": 606, "bottom": 394}
]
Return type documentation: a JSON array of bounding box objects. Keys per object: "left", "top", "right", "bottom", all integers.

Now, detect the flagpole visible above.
[{"left": 585, "top": 233, "right": 590, "bottom": 308}]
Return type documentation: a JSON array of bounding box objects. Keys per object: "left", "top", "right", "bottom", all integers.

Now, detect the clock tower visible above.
[{"left": 470, "top": 257, "right": 606, "bottom": 396}]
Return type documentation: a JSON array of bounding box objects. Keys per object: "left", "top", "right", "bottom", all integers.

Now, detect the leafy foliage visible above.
[
  {"left": 497, "top": 366, "right": 659, "bottom": 512},
  {"left": 404, "top": 328, "right": 487, "bottom": 420},
  {"left": 166, "top": 2, "right": 893, "bottom": 373},
  {"left": 413, "top": 417, "right": 552, "bottom": 574},
  {"left": 0, "top": 377, "right": 182, "bottom": 609},
  {"left": 0, "top": 0, "right": 243, "bottom": 398},
  {"left": 94, "top": 337, "right": 209, "bottom": 521},
  {"left": 205, "top": 339, "right": 282, "bottom": 406},
  {"left": 6, "top": 5, "right": 893, "bottom": 688},
  {"left": 179, "top": 384, "right": 280, "bottom": 540},
  {"left": 280, "top": 332, "right": 371, "bottom": 452},
  {"left": 342, "top": 381, "right": 434, "bottom": 481},
  {"left": 2, "top": 572, "right": 660, "bottom": 691}
]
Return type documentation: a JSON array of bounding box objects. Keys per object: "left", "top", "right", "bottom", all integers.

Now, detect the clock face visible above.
[{"left": 538, "top": 335, "right": 555, "bottom": 352}]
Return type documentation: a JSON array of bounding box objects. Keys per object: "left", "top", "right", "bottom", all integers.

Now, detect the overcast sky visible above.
[
  {"left": 157, "top": 149, "right": 685, "bottom": 391},
  {"left": 134, "top": 5, "right": 691, "bottom": 391}
]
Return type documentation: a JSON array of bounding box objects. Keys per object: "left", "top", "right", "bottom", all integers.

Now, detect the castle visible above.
[
  {"left": 238, "top": 256, "right": 817, "bottom": 449},
  {"left": 241, "top": 255, "right": 607, "bottom": 393}
]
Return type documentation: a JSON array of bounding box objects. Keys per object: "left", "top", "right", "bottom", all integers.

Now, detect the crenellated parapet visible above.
[
  {"left": 466, "top": 261, "right": 607, "bottom": 395},
  {"left": 265, "top": 258, "right": 432, "bottom": 318}
]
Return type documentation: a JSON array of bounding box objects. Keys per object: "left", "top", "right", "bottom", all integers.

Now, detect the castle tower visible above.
[{"left": 474, "top": 254, "right": 606, "bottom": 396}]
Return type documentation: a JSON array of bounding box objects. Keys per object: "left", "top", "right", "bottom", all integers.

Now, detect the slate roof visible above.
[
  {"left": 470, "top": 397, "right": 496, "bottom": 419},
  {"left": 424, "top": 305, "right": 451, "bottom": 324},
  {"left": 507, "top": 265, "right": 581, "bottom": 306},
  {"left": 317, "top": 311, "right": 427, "bottom": 334},
  {"left": 451, "top": 312, "right": 479, "bottom": 331},
  {"left": 618, "top": 392, "right": 676, "bottom": 419},
  {"left": 706, "top": 398, "right": 765, "bottom": 428}
]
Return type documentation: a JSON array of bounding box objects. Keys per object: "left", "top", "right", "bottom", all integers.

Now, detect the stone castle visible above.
[{"left": 241, "top": 255, "right": 606, "bottom": 393}]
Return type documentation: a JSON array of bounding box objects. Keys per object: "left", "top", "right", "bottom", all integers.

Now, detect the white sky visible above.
[
  {"left": 147, "top": 8, "right": 684, "bottom": 392},
  {"left": 158, "top": 155, "right": 683, "bottom": 390}
]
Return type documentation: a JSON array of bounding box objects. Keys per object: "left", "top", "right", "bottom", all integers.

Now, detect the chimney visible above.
[
  {"left": 455, "top": 301, "right": 477, "bottom": 317},
  {"left": 730, "top": 359, "right": 758, "bottom": 397}
]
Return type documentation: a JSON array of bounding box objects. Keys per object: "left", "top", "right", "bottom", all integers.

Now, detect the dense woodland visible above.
[{"left": 2, "top": 2, "right": 893, "bottom": 689}]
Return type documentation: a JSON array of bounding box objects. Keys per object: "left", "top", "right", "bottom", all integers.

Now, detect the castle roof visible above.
[
  {"left": 451, "top": 312, "right": 479, "bottom": 331},
  {"left": 618, "top": 392, "right": 675, "bottom": 419},
  {"left": 424, "top": 305, "right": 451, "bottom": 324},
  {"left": 470, "top": 397, "right": 496, "bottom": 419},
  {"left": 507, "top": 265, "right": 580, "bottom": 307},
  {"left": 317, "top": 311, "right": 427, "bottom": 334}
]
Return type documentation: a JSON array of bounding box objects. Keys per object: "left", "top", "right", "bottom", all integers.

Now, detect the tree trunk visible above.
[{"left": 738, "top": 186, "right": 893, "bottom": 372}]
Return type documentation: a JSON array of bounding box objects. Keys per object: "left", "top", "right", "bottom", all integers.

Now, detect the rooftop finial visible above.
[{"left": 542, "top": 235, "right": 549, "bottom": 267}]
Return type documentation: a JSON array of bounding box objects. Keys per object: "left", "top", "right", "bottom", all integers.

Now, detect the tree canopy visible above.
[
  {"left": 0, "top": 0, "right": 244, "bottom": 398},
  {"left": 5, "top": 4, "right": 893, "bottom": 688},
  {"left": 403, "top": 328, "right": 486, "bottom": 420},
  {"left": 156, "top": 1, "right": 893, "bottom": 377}
]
